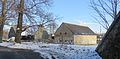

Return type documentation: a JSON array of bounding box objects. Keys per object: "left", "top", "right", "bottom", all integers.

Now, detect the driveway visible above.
[{"left": 0, "top": 46, "right": 44, "bottom": 59}]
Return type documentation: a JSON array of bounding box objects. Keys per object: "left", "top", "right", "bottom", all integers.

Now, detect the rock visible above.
[{"left": 96, "top": 12, "right": 120, "bottom": 59}]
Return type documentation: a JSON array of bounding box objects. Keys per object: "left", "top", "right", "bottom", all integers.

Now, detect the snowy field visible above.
[{"left": 0, "top": 42, "right": 101, "bottom": 59}]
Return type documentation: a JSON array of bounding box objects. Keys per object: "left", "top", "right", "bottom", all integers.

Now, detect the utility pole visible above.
[
  {"left": 100, "top": 26, "right": 101, "bottom": 34},
  {"left": 15, "top": 0, "right": 24, "bottom": 43}
]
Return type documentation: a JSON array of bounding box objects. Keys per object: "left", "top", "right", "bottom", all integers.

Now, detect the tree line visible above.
[{"left": 0, "top": 0, "right": 57, "bottom": 43}]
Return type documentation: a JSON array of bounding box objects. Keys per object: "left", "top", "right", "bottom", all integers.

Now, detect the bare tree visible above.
[
  {"left": 0, "top": 0, "right": 53, "bottom": 42},
  {"left": 90, "top": 0, "right": 120, "bottom": 29},
  {"left": 23, "top": 0, "right": 52, "bottom": 25},
  {"left": 26, "top": 12, "right": 58, "bottom": 34},
  {"left": 0, "top": 0, "right": 23, "bottom": 43},
  {"left": 2, "top": 0, "right": 18, "bottom": 25},
  {"left": 0, "top": 0, "right": 6, "bottom": 42},
  {"left": 15, "top": 0, "right": 24, "bottom": 43},
  {"left": 0, "top": 0, "right": 19, "bottom": 42},
  {"left": 47, "top": 16, "right": 58, "bottom": 34},
  {"left": 14, "top": 0, "right": 54, "bottom": 43}
]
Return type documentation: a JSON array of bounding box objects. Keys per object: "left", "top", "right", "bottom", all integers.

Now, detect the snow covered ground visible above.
[{"left": 0, "top": 42, "right": 101, "bottom": 59}]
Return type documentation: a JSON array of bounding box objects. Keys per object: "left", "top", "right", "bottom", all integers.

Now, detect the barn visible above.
[{"left": 54, "top": 23, "right": 97, "bottom": 45}]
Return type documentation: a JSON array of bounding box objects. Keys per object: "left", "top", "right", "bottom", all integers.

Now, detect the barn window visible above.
[
  {"left": 81, "top": 33, "right": 85, "bottom": 35},
  {"left": 65, "top": 40, "right": 67, "bottom": 42},
  {"left": 65, "top": 32, "right": 67, "bottom": 35},
  {"left": 59, "top": 40, "right": 62, "bottom": 42}
]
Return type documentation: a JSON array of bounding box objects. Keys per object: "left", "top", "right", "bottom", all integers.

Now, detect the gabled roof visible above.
[{"left": 61, "top": 23, "right": 95, "bottom": 35}]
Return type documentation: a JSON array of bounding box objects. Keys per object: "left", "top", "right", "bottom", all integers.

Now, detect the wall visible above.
[
  {"left": 34, "top": 27, "right": 45, "bottom": 41},
  {"left": 74, "top": 35, "right": 97, "bottom": 45},
  {"left": 55, "top": 24, "right": 73, "bottom": 44},
  {"left": 3, "top": 31, "right": 8, "bottom": 40}
]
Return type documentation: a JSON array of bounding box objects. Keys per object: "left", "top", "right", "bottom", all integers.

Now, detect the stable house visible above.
[
  {"left": 34, "top": 26, "right": 49, "bottom": 42},
  {"left": 55, "top": 23, "right": 97, "bottom": 45}
]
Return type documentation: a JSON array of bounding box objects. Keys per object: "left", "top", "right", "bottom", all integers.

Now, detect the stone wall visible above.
[
  {"left": 96, "top": 12, "right": 120, "bottom": 59},
  {"left": 55, "top": 35, "right": 74, "bottom": 44},
  {"left": 74, "top": 35, "right": 97, "bottom": 45}
]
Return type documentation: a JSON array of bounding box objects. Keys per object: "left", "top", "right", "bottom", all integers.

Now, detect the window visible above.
[{"left": 65, "top": 32, "right": 67, "bottom": 35}]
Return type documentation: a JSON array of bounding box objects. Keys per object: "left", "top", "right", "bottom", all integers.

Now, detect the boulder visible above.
[{"left": 96, "top": 12, "right": 120, "bottom": 59}]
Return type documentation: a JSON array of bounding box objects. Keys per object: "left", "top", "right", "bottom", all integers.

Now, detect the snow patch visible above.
[{"left": 0, "top": 42, "right": 101, "bottom": 59}]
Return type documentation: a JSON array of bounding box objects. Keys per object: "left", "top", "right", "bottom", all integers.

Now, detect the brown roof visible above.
[{"left": 62, "top": 23, "right": 95, "bottom": 35}]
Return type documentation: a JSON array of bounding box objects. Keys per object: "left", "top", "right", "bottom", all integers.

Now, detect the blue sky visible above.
[{"left": 50, "top": 0, "right": 107, "bottom": 33}]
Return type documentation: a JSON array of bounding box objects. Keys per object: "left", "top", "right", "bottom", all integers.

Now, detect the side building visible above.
[{"left": 34, "top": 26, "right": 49, "bottom": 42}]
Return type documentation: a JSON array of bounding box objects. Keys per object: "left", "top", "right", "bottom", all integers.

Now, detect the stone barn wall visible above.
[{"left": 74, "top": 35, "right": 97, "bottom": 45}]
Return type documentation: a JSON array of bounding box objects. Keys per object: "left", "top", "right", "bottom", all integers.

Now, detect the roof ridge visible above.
[
  {"left": 61, "top": 22, "right": 95, "bottom": 35},
  {"left": 63, "top": 22, "right": 88, "bottom": 28}
]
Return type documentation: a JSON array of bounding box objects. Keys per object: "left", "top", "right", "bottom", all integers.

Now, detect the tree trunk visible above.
[
  {"left": 0, "top": 22, "right": 4, "bottom": 43},
  {"left": 15, "top": 0, "right": 24, "bottom": 43},
  {"left": 0, "top": 0, "right": 6, "bottom": 43}
]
